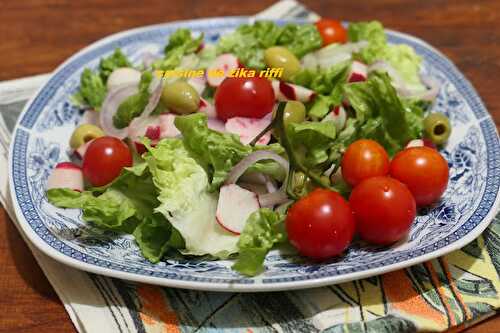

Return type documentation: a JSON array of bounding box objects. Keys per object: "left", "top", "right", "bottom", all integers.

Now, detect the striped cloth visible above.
[{"left": 0, "top": 1, "right": 498, "bottom": 332}]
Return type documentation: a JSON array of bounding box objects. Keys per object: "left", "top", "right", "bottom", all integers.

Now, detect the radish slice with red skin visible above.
[
  {"left": 199, "top": 98, "right": 217, "bottom": 118},
  {"left": 216, "top": 184, "right": 260, "bottom": 235},
  {"left": 225, "top": 115, "right": 272, "bottom": 145},
  {"left": 159, "top": 113, "right": 181, "bottom": 138},
  {"left": 405, "top": 138, "right": 436, "bottom": 149},
  {"left": 206, "top": 54, "right": 239, "bottom": 87},
  {"left": 271, "top": 81, "right": 316, "bottom": 103},
  {"left": 322, "top": 105, "right": 347, "bottom": 133},
  {"left": 348, "top": 61, "right": 368, "bottom": 83},
  {"left": 47, "top": 162, "right": 84, "bottom": 192}
]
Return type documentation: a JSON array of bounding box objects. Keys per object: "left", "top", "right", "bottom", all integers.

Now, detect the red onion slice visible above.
[
  {"left": 224, "top": 150, "right": 289, "bottom": 186},
  {"left": 258, "top": 190, "right": 290, "bottom": 208},
  {"left": 142, "top": 78, "right": 164, "bottom": 118},
  {"left": 99, "top": 84, "right": 138, "bottom": 139}
]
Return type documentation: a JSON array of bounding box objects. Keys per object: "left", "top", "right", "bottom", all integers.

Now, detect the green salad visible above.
[{"left": 47, "top": 19, "right": 451, "bottom": 276}]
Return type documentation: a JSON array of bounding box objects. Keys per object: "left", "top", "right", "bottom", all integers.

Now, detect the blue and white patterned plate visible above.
[{"left": 9, "top": 17, "right": 500, "bottom": 292}]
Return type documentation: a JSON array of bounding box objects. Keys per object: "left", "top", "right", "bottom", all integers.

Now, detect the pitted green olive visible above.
[
  {"left": 423, "top": 113, "right": 451, "bottom": 145},
  {"left": 69, "top": 124, "right": 104, "bottom": 149},
  {"left": 264, "top": 47, "right": 301, "bottom": 80},
  {"left": 161, "top": 81, "right": 200, "bottom": 114}
]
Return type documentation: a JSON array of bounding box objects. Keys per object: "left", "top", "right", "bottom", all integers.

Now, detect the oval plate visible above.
[{"left": 9, "top": 17, "right": 500, "bottom": 292}]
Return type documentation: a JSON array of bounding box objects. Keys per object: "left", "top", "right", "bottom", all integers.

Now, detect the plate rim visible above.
[{"left": 8, "top": 16, "right": 500, "bottom": 292}]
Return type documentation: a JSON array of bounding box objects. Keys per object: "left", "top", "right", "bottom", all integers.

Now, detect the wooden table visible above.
[{"left": 0, "top": 1, "right": 498, "bottom": 332}]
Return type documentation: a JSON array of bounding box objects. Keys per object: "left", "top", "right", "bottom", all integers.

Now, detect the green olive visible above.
[
  {"left": 160, "top": 80, "right": 200, "bottom": 114},
  {"left": 69, "top": 124, "right": 104, "bottom": 149},
  {"left": 272, "top": 101, "right": 306, "bottom": 138},
  {"left": 423, "top": 113, "right": 451, "bottom": 145},
  {"left": 264, "top": 46, "right": 301, "bottom": 80}
]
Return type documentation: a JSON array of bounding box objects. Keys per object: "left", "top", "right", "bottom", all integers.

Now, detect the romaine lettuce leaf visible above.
[
  {"left": 233, "top": 208, "right": 286, "bottom": 276},
  {"left": 143, "top": 138, "right": 239, "bottom": 258},
  {"left": 76, "top": 68, "right": 106, "bottom": 109},
  {"left": 277, "top": 23, "right": 322, "bottom": 58}
]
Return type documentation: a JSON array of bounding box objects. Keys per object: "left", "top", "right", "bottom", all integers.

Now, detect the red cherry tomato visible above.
[
  {"left": 315, "top": 18, "right": 348, "bottom": 45},
  {"left": 341, "top": 139, "right": 390, "bottom": 187},
  {"left": 390, "top": 146, "right": 449, "bottom": 206},
  {"left": 214, "top": 77, "right": 275, "bottom": 121},
  {"left": 349, "top": 176, "right": 416, "bottom": 245},
  {"left": 286, "top": 188, "right": 355, "bottom": 260},
  {"left": 82, "top": 136, "right": 133, "bottom": 186}
]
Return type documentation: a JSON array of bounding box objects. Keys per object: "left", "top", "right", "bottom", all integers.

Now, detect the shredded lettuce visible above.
[
  {"left": 233, "top": 208, "right": 287, "bottom": 276},
  {"left": 348, "top": 21, "right": 425, "bottom": 92}
]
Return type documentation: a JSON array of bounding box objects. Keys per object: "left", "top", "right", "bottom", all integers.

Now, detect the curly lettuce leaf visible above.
[
  {"left": 233, "top": 208, "right": 286, "bottom": 276},
  {"left": 287, "top": 121, "right": 337, "bottom": 168},
  {"left": 76, "top": 68, "right": 107, "bottom": 109},
  {"left": 99, "top": 48, "right": 132, "bottom": 82},
  {"left": 143, "top": 138, "right": 239, "bottom": 258},
  {"left": 348, "top": 21, "right": 425, "bottom": 92},
  {"left": 174, "top": 113, "right": 285, "bottom": 191},
  {"left": 217, "top": 21, "right": 322, "bottom": 69},
  {"left": 153, "top": 29, "right": 204, "bottom": 70}
]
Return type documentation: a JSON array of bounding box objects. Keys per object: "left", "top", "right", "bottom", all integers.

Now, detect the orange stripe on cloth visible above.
[
  {"left": 425, "top": 262, "right": 456, "bottom": 327},
  {"left": 439, "top": 257, "right": 473, "bottom": 322},
  {"left": 383, "top": 269, "right": 446, "bottom": 327},
  {"left": 137, "top": 285, "right": 181, "bottom": 333}
]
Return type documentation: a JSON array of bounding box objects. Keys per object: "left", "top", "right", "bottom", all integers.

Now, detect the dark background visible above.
[{"left": 0, "top": 1, "right": 498, "bottom": 332}]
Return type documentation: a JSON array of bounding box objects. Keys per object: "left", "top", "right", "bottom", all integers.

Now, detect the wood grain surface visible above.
[{"left": 0, "top": 1, "right": 498, "bottom": 332}]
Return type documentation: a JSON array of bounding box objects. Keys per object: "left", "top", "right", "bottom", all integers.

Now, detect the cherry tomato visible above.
[
  {"left": 214, "top": 77, "right": 275, "bottom": 121},
  {"left": 390, "top": 146, "right": 449, "bottom": 206},
  {"left": 341, "top": 139, "right": 390, "bottom": 187},
  {"left": 349, "top": 176, "right": 416, "bottom": 245},
  {"left": 286, "top": 188, "right": 355, "bottom": 260},
  {"left": 315, "top": 18, "right": 348, "bottom": 45},
  {"left": 82, "top": 136, "right": 133, "bottom": 186}
]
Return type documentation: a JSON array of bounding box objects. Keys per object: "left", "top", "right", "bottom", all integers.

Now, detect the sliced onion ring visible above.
[
  {"left": 224, "top": 150, "right": 289, "bottom": 186},
  {"left": 258, "top": 190, "right": 290, "bottom": 208},
  {"left": 99, "top": 84, "right": 138, "bottom": 139}
]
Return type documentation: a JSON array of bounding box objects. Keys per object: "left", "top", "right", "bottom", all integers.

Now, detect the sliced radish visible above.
[
  {"left": 187, "top": 76, "right": 207, "bottom": 95},
  {"left": 206, "top": 54, "right": 239, "bottom": 87},
  {"left": 271, "top": 81, "right": 316, "bottom": 103},
  {"left": 322, "top": 105, "right": 347, "bottom": 133},
  {"left": 225, "top": 115, "right": 272, "bottom": 145},
  {"left": 107, "top": 68, "right": 142, "bottom": 91},
  {"left": 207, "top": 118, "right": 226, "bottom": 133},
  {"left": 215, "top": 184, "right": 260, "bottom": 235},
  {"left": 47, "top": 162, "right": 84, "bottom": 192},
  {"left": 199, "top": 98, "right": 217, "bottom": 118},
  {"left": 73, "top": 139, "right": 94, "bottom": 160},
  {"left": 159, "top": 113, "right": 180, "bottom": 138},
  {"left": 348, "top": 61, "right": 368, "bottom": 83},
  {"left": 405, "top": 138, "right": 436, "bottom": 149}
]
